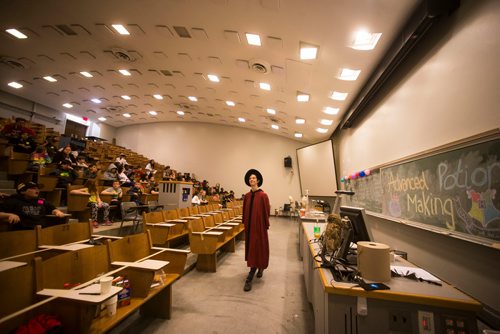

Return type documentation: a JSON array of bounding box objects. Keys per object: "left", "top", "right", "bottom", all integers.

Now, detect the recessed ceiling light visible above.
[
  {"left": 8, "top": 82, "right": 23, "bottom": 89},
  {"left": 226, "top": 101, "right": 235, "bottom": 107},
  {"left": 297, "top": 92, "right": 310, "bottom": 102},
  {"left": 80, "top": 71, "right": 93, "bottom": 78},
  {"left": 188, "top": 96, "right": 198, "bottom": 102},
  {"left": 320, "top": 119, "right": 333, "bottom": 126},
  {"left": 352, "top": 30, "right": 382, "bottom": 50},
  {"left": 119, "top": 69, "right": 131, "bottom": 76},
  {"left": 300, "top": 43, "right": 318, "bottom": 60},
  {"left": 43, "top": 76, "right": 57, "bottom": 82},
  {"left": 112, "top": 24, "right": 130, "bottom": 35},
  {"left": 123, "top": 113, "right": 131, "bottom": 118},
  {"left": 294, "top": 132, "right": 303, "bottom": 138},
  {"left": 62, "top": 103, "right": 73, "bottom": 108},
  {"left": 245, "top": 33, "right": 261, "bottom": 46},
  {"left": 323, "top": 107, "right": 340, "bottom": 115},
  {"left": 296, "top": 118, "right": 305, "bottom": 124},
  {"left": 121, "top": 95, "right": 131, "bottom": 100},
  {"left": 330, "top": 91, "right": 348, "bottom": 101},
  {"left": 259, "top": 82, "right": 271, "bottom": 91},
  {"left": 177, "top": 111, "right": 185, "bottom": 116},
  {"left": 6, "top": 28, "right": 27, "bottom": 39},
  {"left": 316, "top": 128, "right": 328, "bottom": 133},
  {"left": 238, "top": 117, "right": 246, "bottom": 123},
  {"left": 339, "top": 68, "right": 361, "bottom": 81},
  {"left": 148, "top": 111, "right": 158, "bottom": 116},
  {"left": 266, "top": 108, "right": 276, "bottom": 115},
  {"left": 98, "top": 117, "right": 107, "bottom": 121},
  {"left": 91, "top": 98, "right": 101, "bottom": 104},
  {"left": 153, "top": 94, "right": 163, "bottom": 100},
  {"left": 207, "top": 74, "right": 220, "bottom": 82},
  {"left": 271, "top": 124, "right": 279, "bottom": 130}
]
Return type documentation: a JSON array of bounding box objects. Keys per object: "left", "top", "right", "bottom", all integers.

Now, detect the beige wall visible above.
[
  {"left": 115, "top": 121, "right": 304, "bottom": 212},
  {"left": 333, "top": 0, "right": 500, "bottom": 321}
]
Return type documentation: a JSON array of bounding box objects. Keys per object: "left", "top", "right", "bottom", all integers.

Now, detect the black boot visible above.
[
  {"left": 256, "top": 269, "right": 264, "bottom": 278},
  {"left": 244, "top": 268, "right": 256, "bottom": 292}
]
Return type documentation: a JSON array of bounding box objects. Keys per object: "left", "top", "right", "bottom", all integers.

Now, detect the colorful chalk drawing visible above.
[{"left": 346, "top": 137, "right": 500, "bottom": 243}]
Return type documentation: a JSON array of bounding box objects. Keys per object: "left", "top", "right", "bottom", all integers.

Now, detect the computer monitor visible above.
[{"left": 339, "top": 206, "right": 371, "bottom": 243}]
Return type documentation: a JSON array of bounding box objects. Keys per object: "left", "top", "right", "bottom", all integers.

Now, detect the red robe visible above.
[{"left": 243, "top": 189, "right": 270, "bottom": 269}]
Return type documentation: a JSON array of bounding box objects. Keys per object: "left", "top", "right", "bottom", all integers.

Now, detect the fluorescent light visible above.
[
  {"left": 226, "top": 101, "right": 235, "bottom": 107},
  {"left": 177, "top": 111, "right": 185, "bottom": 116},
  {"left": 80, "top": 71, "right": 93, "bottom": 78},
  {"left": 148, "top": 111, "right": 157, "bottom": 116},
  {"left": 246, "top": 33, "right": 261, "bottom": 46},
  {"left": 316, "top": 128, "right": 328, "bottom": 133},
  {"left": 271, "top": 124, "right": 279, "bottom": 130},
  {"left": 300, "top": 44, "right": 318, "bottom": 60},
  {"left": 121, "top": 95, "right": 131, "bottom": 100},
  {"left": 297, "top": 92, "right": 310, "bottom": 102},
  {"left": 296, "top": 118, "right": 305, "bottom": 124},
  {"left": 352, "top": 30, "right": 382, "bottom": 50},
  {"left": 153, "top": 94, "right": 163, "bottom": 100},
  {"left": 294, "top": 132, "right": 303, "bottom": 138},
  {"left": 324, "top": 107, "right": 339, "bottom": 115},
  {"left": 207, "top": 74, "right": 220, "bottom": 82},
  {"left": 238, "top": 117, "right": 246, "bottom": 123},
  {"left": 188, "top": 96, "right": 198, "bottom": 102},
  {"left": 330, "top": 91, "right": 348, "bottom": 101},
  {"left": 320, "top": 119, "right": 333, "bottom": 126},
  {"left": 8, "top": 82, "right": 23, "bottom": 89},
  {"left": 119, "top": 69, "right": 131, "bottom": 76},
  {"left": 62, "top": 103, "right": 73, "bottom": 108},
  {"left": 43, "top": 76, "right": 57, "bottom": 82},
  {"left": 112, "top": 24, "right": 130, "bottom": 35},
  {"left": 339, "top": 68, "right": 361, "bottom": 81},
  {"left": 259, "top": 82, "right": 271, "bottom": 91},
  {"left": 91, "top": 98, "right": 101, "bottom": 104},
  {"left": 98, "top": 117, "right": 107, "bottom": 121},
  {"left": 6, "top": 28, "right": 27, "bottom": 39},
  {"left": 123, "top": 113, "right": 131, "bottom": 118},
  {"left": 266, "top": 108, "right": 276, "bottom": 115}
]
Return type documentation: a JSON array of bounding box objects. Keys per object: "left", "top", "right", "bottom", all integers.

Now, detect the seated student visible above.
[
  {"left": 44, "top": 135, "right": 59, "bottom": 160},
  {"left": 1, "top": 117, "right": 36, "bottom": 141},
  {"left": 101, "top": 180, "right": 123, "bottom": 205},
  {"left": 102, "top": 163, "right": 119, "bottom": 186},
  {"left": 84, "top": 164, "right": 98, "bottom": 179},
  {"left": 30, "top": 145, "right": 52, "bottom": 171},
  {"left": 162, "top": 166, "right": 172, "bottom": 180},
  {"left": 52, "top": 145, "right": 77, "bottom": 166},
  {"left": 199, "top": 190, "right": 209, "bottom": 205},
  {"left": 51, "top": 160, "right": 78, "bottom": 189},
  {"left": 12, "top": 132, "right": 37, "bottom": 154},
  {"left": 145, "top": 159, "right": 156, "bottom": 177},
  {"left": 75, "top": 155, "right": 89, "bottom": 173},
  {"left": 191, "top": 191, "right": 201, "bottom": 206},
  {"left": 128, "top": 178, "right": 144, "bottom": 205},
  {"left": 0, "top": 182, "right": 65, "bottom": 230},
  {"left": 117, "top": 166, "right": 133, "bottom": 187},
  {"left": 115, "top": 153, "right": 128, "bottom": 166},
  {"left": 70, "top": 179, "right": 111, "bottom": 228}
]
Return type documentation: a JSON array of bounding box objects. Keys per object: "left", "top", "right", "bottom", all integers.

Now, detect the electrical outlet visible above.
[
  {"left": 389, "top": 310, "right": 412, "bottom": 332},
  {"left": 418, "top": 311, "right": 435, "bottom": 334}
]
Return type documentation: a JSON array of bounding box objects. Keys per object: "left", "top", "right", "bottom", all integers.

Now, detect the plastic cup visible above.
[
  {"left": 100, "top": 276, "right": 113, "bottom": 294},
  {"left": 105, "top": 295, "right": 118, "bottom": 317}
]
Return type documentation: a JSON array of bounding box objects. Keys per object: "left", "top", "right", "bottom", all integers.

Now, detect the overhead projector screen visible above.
[{"left": 296, "top": 139, "right": 338, "bottom": 196}]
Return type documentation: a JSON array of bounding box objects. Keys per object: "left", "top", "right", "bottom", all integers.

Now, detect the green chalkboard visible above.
[{"left": 345, "top": 135, "right": 500, "bottom": 244}]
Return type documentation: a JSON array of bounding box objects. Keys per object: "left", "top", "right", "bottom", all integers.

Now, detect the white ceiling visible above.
[{"left": 0, "top": 0, "right": 419, "bottom": 143}]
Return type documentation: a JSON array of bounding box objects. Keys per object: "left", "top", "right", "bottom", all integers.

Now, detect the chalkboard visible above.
[{"left": 345, "top": 134, "right": 500, "bottom": 244}]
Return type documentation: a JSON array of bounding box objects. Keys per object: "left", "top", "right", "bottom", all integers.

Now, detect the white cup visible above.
[
  {"left": 105, "top": 295, "right": 118, "bottom": 317},
  {"left": 100, "top": 276, "right": 113, "bottom": 294}
]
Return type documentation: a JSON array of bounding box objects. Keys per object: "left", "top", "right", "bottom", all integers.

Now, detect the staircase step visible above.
[
  {"left": 0, "top": 171, "right": 8, "bottom": 180},
  {"left": 0, "top": 188, "right": 16, "bottom": 195}
]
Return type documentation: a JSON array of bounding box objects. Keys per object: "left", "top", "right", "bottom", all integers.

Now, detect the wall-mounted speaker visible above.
[{"left": 284, "top": 156, "right": 292, "bottom": 168}]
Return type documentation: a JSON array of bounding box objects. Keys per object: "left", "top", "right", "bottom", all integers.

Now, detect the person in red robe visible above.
[{"left": 242, "top": 169, "right": 270, "bottom": 292}]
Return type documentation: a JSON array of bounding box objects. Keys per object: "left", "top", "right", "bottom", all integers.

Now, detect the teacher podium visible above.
[
  {"left": 157, "top": 181, "right": 193, "bottom": 210},
  {"left": 301, "top": 223, "right": 480, "bottom": 334}
]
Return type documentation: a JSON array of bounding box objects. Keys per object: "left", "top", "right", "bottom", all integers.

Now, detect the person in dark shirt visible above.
[
  {"left": 1, "top": 117, "right": 36, "bottom": 140},
  {"left": 0, "top": 182, "right": 65, "bottom": 230},
  {"left": 52, "top": 145, "right": 77, "bottom": 166},
  {"left": 11, "top": 132, "right": 37, "bottom": 154},
  {"left": 51, "top": 160, "right": 78, "bottom": 188}
]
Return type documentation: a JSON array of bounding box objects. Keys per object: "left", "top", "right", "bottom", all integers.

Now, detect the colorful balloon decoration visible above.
[
  {"left": 359, "top": 171, "right": 366, "bottom": 177},
  {"left": 364, "top": 169, "right": 371, "bottom": 176}
]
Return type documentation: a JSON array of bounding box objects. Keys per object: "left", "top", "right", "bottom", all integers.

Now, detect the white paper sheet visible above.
[{"left": 390, "top": 265, "right": 441, "bottom": 282}]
